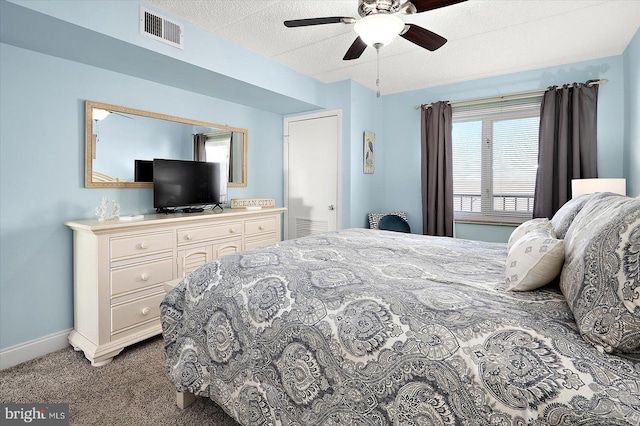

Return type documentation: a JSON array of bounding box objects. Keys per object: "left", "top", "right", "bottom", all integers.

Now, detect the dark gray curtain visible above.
[
  {"left": 193, "top": 133, "right": 207, "bottom": 161},
  {"left": 533, "top": 81, "right": 599, "bottom": 218},
  {"left": 421, "top": 101, "right": 454, "bottom": 237}
]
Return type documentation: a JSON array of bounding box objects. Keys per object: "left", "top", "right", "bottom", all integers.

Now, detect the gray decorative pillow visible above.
[
  {"left": 551, "top": 193, "right": 602, "bottom": 239},
  {"left": 508, "top": 218, "right": 553, "bottom": 249},
  {"left": 368, "top": 212, "right": 407, "bottom": 229},
  {"left": 560, "top": 193, "right": 640, "bottom": 354}
]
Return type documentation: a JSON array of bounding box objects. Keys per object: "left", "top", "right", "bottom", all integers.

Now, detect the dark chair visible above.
[
  {"left": 368, "top": 211, "right": 408, "bottom": 229},
  {"left": 378, "top": 214, "right": 411, "bottom": 233}
]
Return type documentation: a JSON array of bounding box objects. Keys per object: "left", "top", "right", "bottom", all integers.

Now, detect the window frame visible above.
[{"left": 452, "top": 100, "right": 541, "bottom": 226}]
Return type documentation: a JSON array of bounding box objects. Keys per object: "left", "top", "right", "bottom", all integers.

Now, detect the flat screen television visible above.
[
  {"left": 134, "top": 160, "right": 154, "bottom": 182},
  {"left": 153, "top": 159, "right": 228, "bottom": 213}
]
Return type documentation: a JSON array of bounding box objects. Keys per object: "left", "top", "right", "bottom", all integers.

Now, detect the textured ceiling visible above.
[{"left": 144, "top": 0, "right": 640, "bottom": 95}]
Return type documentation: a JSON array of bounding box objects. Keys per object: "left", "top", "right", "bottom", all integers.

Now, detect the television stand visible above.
[
  {"left": 211, "top": 204, "right": 223, "bottom": 212},
  {"left": 65, "top": 207, "right": 286, "bottom": 366}
]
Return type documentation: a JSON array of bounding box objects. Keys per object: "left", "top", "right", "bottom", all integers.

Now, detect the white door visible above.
[{"left": 284, "top": 111, "right": 341, "bottom": 240}]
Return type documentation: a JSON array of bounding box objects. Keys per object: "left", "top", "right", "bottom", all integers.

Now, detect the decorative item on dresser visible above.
[
  {"left": 230, "top": 197, "right": 276, "bottom": 209},
  {"left": 65, "top": 208, "right": 285, "bottom": 366}
]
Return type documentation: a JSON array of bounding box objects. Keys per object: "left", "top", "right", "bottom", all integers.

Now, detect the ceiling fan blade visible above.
[
  {"left": 409, "top": 0, "right": 467, "bottom": 13},
  {"left": 284, "top": 16, "right": 354, "bottom": 27},
  {"left": 400, "top": 24, "right": 447, "bottom": 51},
  {"left": 343, "top": 37, "right": 367, "bottom": 60}
]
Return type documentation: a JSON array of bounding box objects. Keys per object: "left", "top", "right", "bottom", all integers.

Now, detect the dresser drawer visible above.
[
  {"left": 245, "top": 235, "right": 278, "bottom": 250},
  {"left": 245, "top": 216, "right": 277, "bottom": 237},
  {"left": 177, "top": 222, "right": 242, "bottom": 246},
  {"left": 111, "top": 232, "right": 173, "bottom": 260},
  {"left": 111, "top": 292, "right": 164, "bottom": 334},
  {"left": 111, "top": 258, "right": 174, "bottom": 297}
]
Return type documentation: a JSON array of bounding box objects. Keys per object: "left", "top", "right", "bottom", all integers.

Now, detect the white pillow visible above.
[
  {"left": 505, "top": 228, "right": 565, "bottom": 291},
  {"left": 507, "top": 218, "right": 553, "bottom": 249}
]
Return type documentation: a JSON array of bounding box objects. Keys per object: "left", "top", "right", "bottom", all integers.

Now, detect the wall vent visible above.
[
  {"left": 140, "top": 7, "right": 183, "bottom": 49},
  {"left": 295, "top": 218, "right": 328, "bottom": 238}
]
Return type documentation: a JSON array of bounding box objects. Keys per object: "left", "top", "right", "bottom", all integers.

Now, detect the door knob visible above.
[{"left": 328, "top": 205, "right": 335, "bottom": 210}]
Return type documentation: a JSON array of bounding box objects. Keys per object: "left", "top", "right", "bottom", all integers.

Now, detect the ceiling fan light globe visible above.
[
  {"left": 92, "top": 108, "right": 110, "bottom": 121},
  {"left": 354, "top": 14, "right": 404, "bottom": 46}
]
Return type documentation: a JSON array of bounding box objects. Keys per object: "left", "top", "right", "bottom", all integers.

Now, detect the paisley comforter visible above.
[{"left": 161, "top": 229, "right": 640, "bottom": 425}]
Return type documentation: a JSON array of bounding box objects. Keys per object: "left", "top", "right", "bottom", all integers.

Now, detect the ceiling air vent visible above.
[{"left": 140, "top": 7, "right": 184, "bottom": 49}]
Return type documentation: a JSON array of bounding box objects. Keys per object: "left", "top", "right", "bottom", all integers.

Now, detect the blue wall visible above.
[
  {"left": 0, "top": 0, "right": 324, "bottom": 114},
  {"left": 381, "top": 55, "right": 627, "bottom": 237},
  {"left": 0, "top": 43, "right": 286, "bottom": 349},
  {"left": 624, "top": 28, "right": 640, "bottom": 198},
  {"left": 346, "top": 82, "right": 386, "bottom": 228},
  {"left": 0, "top": 0, "right": 637, "bottom": 357}
]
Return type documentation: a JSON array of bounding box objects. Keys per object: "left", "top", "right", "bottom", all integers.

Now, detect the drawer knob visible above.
[
  {"left": 140, "top": 273, "right": 150, "bottom": 281},
  {"left": 229, "top": 228, "right": 236, "bottom": 234},
  {"left": 139, "top": 242, "right": 149, "bottom": 249},
  {"left": 259, "top": 225, "right": 265, "bottom": 230},
  {"left": 141, "top": 307, "right": 150, "bottom": 316},
  {"left": 185, "top": 234, "right": 193, "bottom": 240}
]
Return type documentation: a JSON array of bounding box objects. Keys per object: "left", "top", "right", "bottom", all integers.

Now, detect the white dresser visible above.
[{"left": 65, "top": 208, "right": 285, "bottom": 366}]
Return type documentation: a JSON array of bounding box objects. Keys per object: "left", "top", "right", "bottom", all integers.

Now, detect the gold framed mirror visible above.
[{"left": 85, "top": 100, "right": 248, "bottom": 188}]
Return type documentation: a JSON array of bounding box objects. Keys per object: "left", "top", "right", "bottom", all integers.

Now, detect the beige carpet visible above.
[{"left": 0, "top": 336, "right": 239, "bottom": 425}]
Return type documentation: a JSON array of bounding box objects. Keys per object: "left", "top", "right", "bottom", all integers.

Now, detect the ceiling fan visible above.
[{"left": 284, "top": 0, "right": 467, "bottom": 61}]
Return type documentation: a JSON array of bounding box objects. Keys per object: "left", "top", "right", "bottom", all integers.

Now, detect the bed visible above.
[{"left": 161, "top": 193, "right": 640, "bottom": 425}]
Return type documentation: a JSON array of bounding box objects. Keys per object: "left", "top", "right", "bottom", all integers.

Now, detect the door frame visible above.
[{"left": 283, "top": 109, "right": 342, "bottom": 240}]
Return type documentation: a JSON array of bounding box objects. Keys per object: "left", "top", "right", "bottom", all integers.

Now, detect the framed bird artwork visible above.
[{"left": 364, "top": 131, "right": 375, "bottom": 174}]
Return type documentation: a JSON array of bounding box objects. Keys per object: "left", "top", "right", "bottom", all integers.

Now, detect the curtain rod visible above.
[{"left": 414, "top": 79, "right": 608, "bottom": 110}]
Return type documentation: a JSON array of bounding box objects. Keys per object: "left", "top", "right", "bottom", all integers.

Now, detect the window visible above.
[
  {"left": 203, "top": 132, "right": 233, "bottom": 181},
  {"left": 204, "top": 132, "right": 232, "bottom": 165},
  {"left": 452, "top": 97, "right": 541, "bottom": 224}
]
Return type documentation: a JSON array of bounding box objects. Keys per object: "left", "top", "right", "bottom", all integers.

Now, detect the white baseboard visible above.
[{"left": 0, "top": 329, "right": 72, "bottom": 370}]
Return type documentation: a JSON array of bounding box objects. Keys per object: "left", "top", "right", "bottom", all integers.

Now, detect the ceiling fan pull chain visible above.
[{"left": 375, "top": 43, "right": 381, "bottom": 98}]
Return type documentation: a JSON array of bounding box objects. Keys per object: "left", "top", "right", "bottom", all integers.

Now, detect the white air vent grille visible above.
[
  {"left": 295, "top": 218, "right": 328, "bottom": 238},
  {"left": 140, "top": 7, "right": 183, "bottom": 49}
]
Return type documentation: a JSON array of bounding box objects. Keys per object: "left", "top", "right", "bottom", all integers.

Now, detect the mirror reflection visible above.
[{"left": 85, "top": 101, "right": 248, "bottom": 188}]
